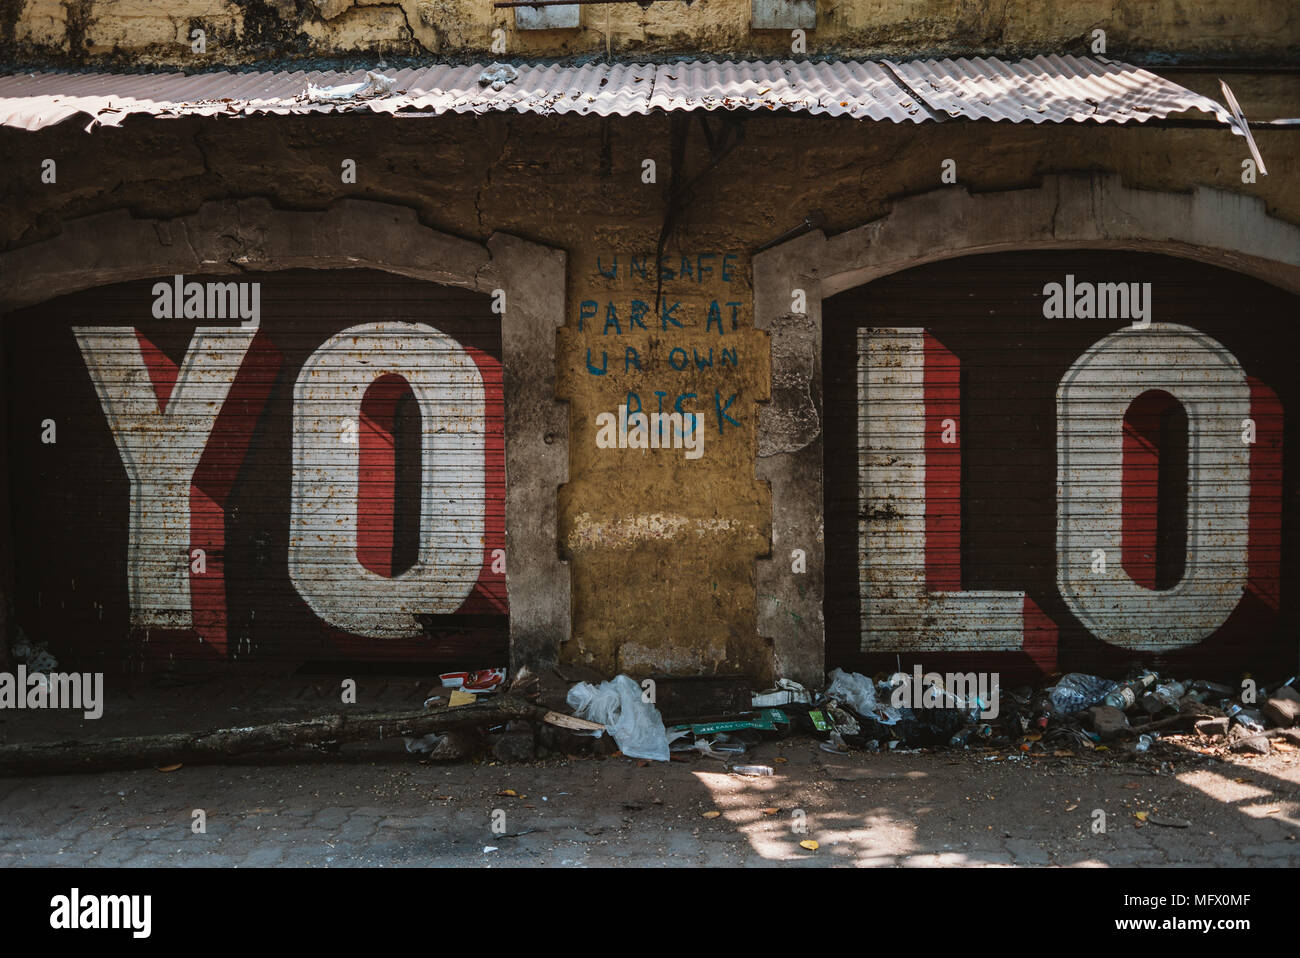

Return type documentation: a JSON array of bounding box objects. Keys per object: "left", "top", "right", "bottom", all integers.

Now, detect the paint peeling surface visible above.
[
  {"left": 0, "top": 56, "right": 1236, "bottom": 131},
  {"left": 566, "top": 512, "right": 744, "bottom": 551},
  {"left": 5, "top": 271, "right": 507, "bottom": 668}
]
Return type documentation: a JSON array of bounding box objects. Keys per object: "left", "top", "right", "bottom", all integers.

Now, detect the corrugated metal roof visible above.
[
  {"left": 886, "top": 55, "right": 1233, "bottom": 126},
  {"left": 0, "top": 55, "right": 1236, "bottom": 132}
]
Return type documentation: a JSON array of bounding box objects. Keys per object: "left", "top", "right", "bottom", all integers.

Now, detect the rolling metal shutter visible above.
[
  {"left": 824, "top": 251, "right": 1298, "bottom": 682},
  {"left": 4, "top": 269, "right": 506, "bottom": 671}
]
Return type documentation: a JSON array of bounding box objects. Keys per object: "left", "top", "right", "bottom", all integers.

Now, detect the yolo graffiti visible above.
[
  {"left": 858, "top": 323, "right": 1282, "bottom": 655},
  {"left": 74, "top": 321, "right": 500, "bottom": 649}
]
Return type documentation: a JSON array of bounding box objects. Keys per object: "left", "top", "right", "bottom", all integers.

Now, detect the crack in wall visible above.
[{"left": 473, "top": 115, "right": 512, "bottom": 239}]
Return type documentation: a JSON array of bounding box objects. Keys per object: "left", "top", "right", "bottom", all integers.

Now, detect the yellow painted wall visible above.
[{"left": 3, "top": 0, "right": 1296, "bottom": 65}]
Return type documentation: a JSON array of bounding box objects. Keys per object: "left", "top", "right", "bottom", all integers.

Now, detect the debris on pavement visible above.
[
  {"left": 14, "top": 654, "right": 1291, "bottom": 776},
  {"left": 566, "top": 674, "right": 671, "bottom": 762},
  {"left": 440, "top": 668, "right": 507, "bottom": 693},
  {"left": 752, "top": 678, "right": 813, "bottom": 707},
  {"left": 1046, "top": 673, "right": 1116, "bottom": 714},
  {"left": 10, "top": 629, "right": 58, "bottom": 672},
  {"left": 1262, "top": 682, "right": 1300, "bottom": 727},
  {"left": 1103, "top": 671, "right": 1159, "bottom": 710},
  {"left": 824, "top": 668, "right": 876, "bottom": 714}
]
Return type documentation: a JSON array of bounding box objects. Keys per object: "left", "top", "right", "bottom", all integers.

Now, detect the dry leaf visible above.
[
  {"left": 157, "top": 763, "right": 182, "bottom": 772},
  {"left": 799, "top": 839, "right": 819, "bottom": 851},
  {"left": 1134, "top": 811, "right": 1149, "bottom": 822},
  {"left": 497, "top": 789, "right": 517, "bottom": 797},
  {"left": 1053, "top": 750, "right": 1074, "bottom": 757},
  {"left": 702, "top": 810, "right": 722, "bottom": 819},
  {"left": 774, "top": 757, "right": 788, "bottom": 764},
  {"left": 762, "top": 807, "right": 780, "bottom": 816}
]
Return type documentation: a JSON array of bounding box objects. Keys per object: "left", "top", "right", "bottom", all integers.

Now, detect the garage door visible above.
[
  {"left": 824, "top": 250, "right": 1298, "bottom": 681},
  {"left": 4, "top": 269, "right": 506, "bottom": 671}
]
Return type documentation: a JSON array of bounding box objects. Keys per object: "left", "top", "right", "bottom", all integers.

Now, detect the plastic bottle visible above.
[
  {"left": 1103, "top": 672, "right": 1159, "bottom": 710},
  {"left": 1139, "top": 681, "right": 1187, "bottom": 714},
  {"left": 1269, "top": 676, "right": 1297, "bottom": 697},
  {"left": 1188, "top": 679, "right": 1235, "bottom": 697},
  {"left": 949, "top": 724, "right": 993, "bottom": 747},
  {"left": 1226, "top": 703, "right": 1265, "bottom": 733}
]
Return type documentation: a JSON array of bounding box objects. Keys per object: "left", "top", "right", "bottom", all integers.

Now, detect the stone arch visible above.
[
  {"left": 0, "top": 198, "right": 570, "bottom": 672},
  {"left": 751, "top": 173, "right": 1300, "bottom": 685}
]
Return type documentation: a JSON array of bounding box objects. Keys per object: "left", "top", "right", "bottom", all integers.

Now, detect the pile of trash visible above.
[
  {"left": 402, "top": 663, "right": 1300, "bottom": 764},
  {"left": 1028, "top": 670, "right": 1300, "bottom": 757}
]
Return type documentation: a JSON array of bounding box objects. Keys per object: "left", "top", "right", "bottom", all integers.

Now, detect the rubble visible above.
[
  {"left": 1195, "top": 716, "right": 1230, "bottom": 738},
  {"left": 490, "top": 721, "right": 537, "bottom": 763},
  {"left": 1083, "top": 705, "right": 1129, "bottom": 740},
  {"left": 1229, "top": 729, "right": 1273, "bottom": 755},
  {"left": 478, "top": 63, "right": 518, "bottom": 91},
  {"left": 1262, "top": 684, "right": 1300, "bottom": 728}
]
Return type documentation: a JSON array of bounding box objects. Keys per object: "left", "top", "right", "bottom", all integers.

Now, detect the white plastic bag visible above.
[
  {"left": 825, "top": 667, "right": 877, "bottom": 716},
  {"left": 566, "top": 675, "right": 670, "bottom": 762},
  {"left": 304, "top": 71, "right": 396, "bottom": 102}
]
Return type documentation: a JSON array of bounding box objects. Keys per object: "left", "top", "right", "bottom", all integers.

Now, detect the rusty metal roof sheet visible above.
[
  {"left": 0, "top": 55, "right": 1236, "bottom": 132},
  {"left": 885, "top": 54, "right": 1234, "bottom": 126}
]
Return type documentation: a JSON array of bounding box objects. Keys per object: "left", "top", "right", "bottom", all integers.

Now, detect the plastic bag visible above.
[
  {"left": 825, "top": 668, "right": 877, "bottom": 716},
  {"left": 566, "top": 674, "right": 670, "bottom": 762},
  {"left": 1047, "top": 673, "right": 1117, "bottom": 715},
  {"left": 10, "top": 630, "right": 58, "bottom": 672},
  {"left": 403, "top": 733, "right": 443, "bottom": 755}
]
